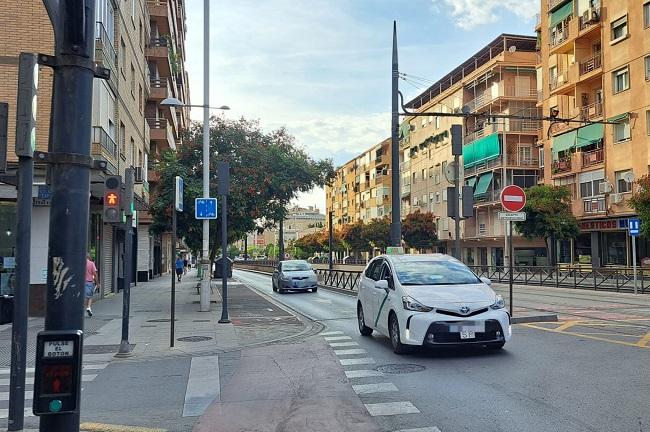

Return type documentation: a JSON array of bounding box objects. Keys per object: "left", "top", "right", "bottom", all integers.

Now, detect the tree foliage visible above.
[
  {"left": 402, "top": 211, "right": 438, "bottom": 251},
  {"left": 340, "top": 220, "right": 369, "bottom": 256},
  {"left": 629, "top": 175, "right": 650, "bottom": 237},
  {"left": 363, "top": 217, "right": 391, "bottom": 252},
  {"left": 150, "top": 117, "right": 334, "bottom": 259}
]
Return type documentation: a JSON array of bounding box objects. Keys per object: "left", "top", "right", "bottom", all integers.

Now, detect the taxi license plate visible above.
[{"left": 460, "top": 331, "right": 475, "bottom": 339}]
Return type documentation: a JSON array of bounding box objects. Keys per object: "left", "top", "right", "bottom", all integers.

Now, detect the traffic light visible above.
[
  {"left": 15, "top": 53, "right": 38, "bottom": 158},
  {"left": 103, "top": 175, "right": 121, "bottom": 223}
]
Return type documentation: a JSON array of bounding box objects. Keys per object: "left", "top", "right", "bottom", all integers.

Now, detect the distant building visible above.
[{"left": 244, "top": 206, "right": 326, "bottom": 252}]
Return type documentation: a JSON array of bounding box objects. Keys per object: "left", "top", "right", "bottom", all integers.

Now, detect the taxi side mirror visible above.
[
  {"left": 375, "top": 279, "right": 389, "bottom": 291},
  {"left": 480, "top": 277, "right": 492, "bottom": 286}
]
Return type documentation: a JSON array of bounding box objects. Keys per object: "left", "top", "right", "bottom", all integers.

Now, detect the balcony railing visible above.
[
  {"left": 94, "top": 22, "right": 118, "bottom": 90},
  {"left": 550, "top": 25, "right": 570, "bottom": 48},
  {"left": 465, "top": 120, "right": 541, "bottom": 144},
  {"left": 464, "top": 84, "right": 537, "bottom": 112},
  {"left": 400, "top": 160, "right": 411, "bottom": 172},
  {"left": 475, "top": 188, "right": 503, "bottom": 204},
  {"left": 150, "top": 78, "right": 168, "bottom": 88},
  {"left": 149, "top": 37, "right": 169, "bottom": 48},
  {"left": 579, "top": 53, "right": 602, "bottom": 75},
  {"left": 583, "top": 197, "right": 606, "bottom": 214},
  {"left": 92, "top": 126, "right": 117, "bottom": 158},
  {"left": 401, "top": 184, "right": 411, "bottom": 198},
  {"left": 580, "top": 101, "right": 603, "bottom": 120},
  {"left": 552, "top": 158, "right": 572, "bottom": 174},
  {"left": 548, "top": 0, "right": 569, "bottom": 10},
  {"left": 549, "top": 72, "right": 569, "bottom": 91},
  {"left": 147, "top": 117, "right": 168, "bottom": 129},
  {"left": 581, "top": 148, "right": 604, "bottom": 167}
]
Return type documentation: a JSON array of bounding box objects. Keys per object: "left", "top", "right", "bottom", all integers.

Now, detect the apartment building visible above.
[
  {"left": 326, "top": 138, "right": 392, "bottom": 230},
  {"left": 538, "top": 0, "right": 650, "bottom": 266},
  {"left": 402, "top": 34, "right": 545, "bottom": 266},
  {"left": 244, "top": 206, "right": 326, "bottom": 250}
]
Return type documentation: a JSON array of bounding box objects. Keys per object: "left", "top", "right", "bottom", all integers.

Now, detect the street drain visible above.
[
  {"left": 177, "top": 336, "right": 213, "bottom": 342},
  {"left": 147, "top": 319, "right": 177, "bottom": 323},
  {"left": 375, "top": 364, "right": 425, "bottom": 375}
]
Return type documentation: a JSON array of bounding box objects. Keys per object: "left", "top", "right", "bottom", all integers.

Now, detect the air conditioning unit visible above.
[
  {"left": 134, "top": 166, "right": 144, "bottom": 183},
  {"left": 611, "top": 193, "right": 623, "bottom": 204},
  {"left": 589, "top": 7, "right": 599, "bottom": 22},
  {"left": 557, "top": 74, "right": 567, "bottom": 85},
  {"left": 598, "top": 181, "right": 613, "bottom": 194}
]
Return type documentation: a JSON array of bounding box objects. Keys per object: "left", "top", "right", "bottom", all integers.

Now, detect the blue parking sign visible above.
[
  {"left": 195, "top": 198, "right": 217, "bottom": 219},
  {"left": 629, "top": 218, "right": 640, "bottom": 236}
]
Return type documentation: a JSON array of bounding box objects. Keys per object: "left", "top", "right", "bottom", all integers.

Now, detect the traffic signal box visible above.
[
  {"left": 103, "top": 175, "right": 121, "bottom": 223},
  {"left": 33, "top": 330, "right": 83, "bottom": 415}
]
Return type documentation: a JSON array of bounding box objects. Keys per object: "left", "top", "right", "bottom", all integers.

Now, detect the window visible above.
[
  {"left": 612, "top": 67, "right": 630, "bottom": 93},
  {"left": 645, "top": 56, "right": 650, "bottom": 81},
  {"left": 131, "top": 0, "right": 136, "bottom": 20},
  {"left": 615, "top": 170, "right": 632, "bottom": 194},
  {"left": 138, "top": 84, "right": 143, "bottom": 111},
  {"left": 435, "top": 192, "right": 440, "bottom": 204},
  {"left": 412, "top": 172, "right": 416, "bottom": 184},
  {"left": 579, "top": 170, "right": 605, "bottom": 198},
  {"left": 611, "top": 15, "right": 628, "bottom": 42},
  {"left": 614, "top": 118, "right": 631, "bottom": 142},
  {"left": 119, "top": 122, "right": 126, "bottom": 158},
  {"left": 422, "top": 194, "right": 427, "bottom": 204},
  {"left": 421, "top": 168, "right": 426, "bottom": 180},
  {"left": 539, "top": 148, "right": 545, "bottom": 168},
  {"left": 139, "top": 20, "right": 144, "bottom": 49},
  {"left": 647, "top": 110, "right": 650, "bottom": 136},
  {"left": 393, "top": 260, "right": 480, "bottom": 286},
  {"left": 435, "top": 165, "right": 441, "bottom": 184},
  {"left": 644, "top": 2, "right": 650, "bottom": 28},
  {"left": 120, "top": 38, "right": 126, "bottom": 70},
  {"left": 434, "top": 116, "right": 440, "bottom": 129},
  {"left": 130, "top": 138, "right": 135, "bottom": 165},
  {"left": 442, "top": 189, "right": 447, "bottom": 202},
  {"left": 518, "top": 146, "right": 532, "bottom": 164},
  {"left": 130, "top": 64, "right": 135, "bottom": 96}
]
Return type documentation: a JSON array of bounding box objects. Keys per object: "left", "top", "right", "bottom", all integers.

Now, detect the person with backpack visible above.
[{"left": 175, "top": 255, "right": 184, "bottom": 282}]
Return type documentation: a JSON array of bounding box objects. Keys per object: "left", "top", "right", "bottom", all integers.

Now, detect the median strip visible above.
[{"left": 80, "top": 422, "right": 167, "bottom": 432}]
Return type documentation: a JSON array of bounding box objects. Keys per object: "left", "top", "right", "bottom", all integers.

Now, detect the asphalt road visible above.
[{"left": 235, "top": 269, "right": 650, "bottom": 432}]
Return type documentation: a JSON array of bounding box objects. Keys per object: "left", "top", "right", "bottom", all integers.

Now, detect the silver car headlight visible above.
[
  {"left": 490, "top": 295, "right": 505, "bottom": 310},
  {"left": 280, "top": 275, "right": 290, "bottom": 282},
  {"left": 402, "top": 296, "right": 433, "bottom": 312}
]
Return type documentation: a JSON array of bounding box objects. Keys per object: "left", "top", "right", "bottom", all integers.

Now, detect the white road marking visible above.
[
  {"left": 0, "top": 408, "right": 33, "bottom": 419},
  {"left": 0, "top": 367, "right": 35, "bottom": 374},
  {"left": 0, "top": 390, "right": 33, "bottom": 401},
  {"left": 321, "top": 331, "right": 344, "bottom": 336},
  {"left": 183, "top": 355, "right": 220, "bottom": 417},
  {"left": 329, "top": 341, "right": 359, "bottom": 347},
  {"left": 0, "top": 372, "right": 98, "bottom": 386},
  {"left": 82, "top": 374, "right": 98, "bottom": 382},
  {"left": 394, "top": 428, "right": 442, "bottom": 432},
  {"left": 345, "top": 369, "right": 384, "bottom": 378},
  {"left": 83, "top": 363, "right": 109, "bottom": 370},
  {"left": 339, "top": 357, "right": 376, "bottom": 366},
  {"left": 324, "top": 336, "right": 352, "bottom": 341},
  {"left": 364, "top": 401, "right": 420, "bottom": 416},
  {"left": 334, "top": 349, "right": 367, "bottom": 356},
  {"left": 352, "top": 382, "right": 398, "bottom": 394}
]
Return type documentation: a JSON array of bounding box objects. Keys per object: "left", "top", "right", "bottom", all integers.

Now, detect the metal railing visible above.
[
  {"left": 465, "top": 85, "right": 537, "bottom": 113},
  {"left": 146, "top": 117, "right": 168, "bottom": 129},
  {"left": 580, "top": 101, "right": 603, "bottom": 120},
  {"left": 549, "top": 72, "right": 569, "bottom": 91},
  {"left": 94, "top": 22, "right": 118, "bottom": 90},
  {"left": 579, "top": 53, "right": 602, "bottom": 75},
  {"left": 552, "top": 158, "right": 571, "bottom": 174},
  {"left": 583, "top": 197, "right": 606, "bottom": 214},
  {"left": 550, "top": 25, "right": 570, "bottom": 48},
  {"left": 149, "top": 37, "right": 169, "bottom": 48},
  {"left": 581, "top": 148, "right": 604, "bottom": 167},
  {"left": 92, "top": 126, "right": 117, "bottom": 158},
  {"left": 150, "top": 77, "right": 168, "bottom": 88}
]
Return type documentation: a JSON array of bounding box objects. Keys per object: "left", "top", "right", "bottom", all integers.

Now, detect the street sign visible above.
[
  {"left": 629, "top": 218, "right": 640, "bottom": 236},
  {"left": 174, "top": 176, "right": 184, "bottom": 212},
  {"left": 195, "top": 198, "right": 218, "bottom": 219},
  {"left": 500, "top": 185, "right": 526, "bottom": 212},
  {"left": 498, "top": 211, "right": 526, "bottom": 221}
]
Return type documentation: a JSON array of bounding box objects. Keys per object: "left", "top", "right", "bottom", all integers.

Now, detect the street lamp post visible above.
[{"left": 161, "top": 96, "right": 229, "bottom": 312}]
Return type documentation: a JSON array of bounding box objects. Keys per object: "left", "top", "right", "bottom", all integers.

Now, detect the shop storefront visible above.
[
  {"left": 0, "top": 202, "right": 17, "bottom": 295},
  {"left": 563, "top": 218, "right": 642, "bottom": 267}
]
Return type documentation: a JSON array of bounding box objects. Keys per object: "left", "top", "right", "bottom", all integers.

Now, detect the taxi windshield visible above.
[
  {"left": 282, "top": 262, "right": 312, "bottom": 272},
  {"left": 393, "top": 260, "right": 481, "bottom": 286}
]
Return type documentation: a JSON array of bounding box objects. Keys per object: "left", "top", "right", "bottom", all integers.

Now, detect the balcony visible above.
[
  {"left": 583, "top": 197, "right": 606, "bottom": 214},
  {"left": 548, "top": 0, "right": 570, "bottom": 11},
  {"left": 147, "top": 118, "right": 176, "bottom": 151},
  {"left": 91, "top": 126, "right": 118, "bottom": 174},
  {"left": 578, "top": 7, "right": 601, "bottom": 32},
  {"left": 148, "top": 78, "right": 169, "bottom": 101},
  {"left": 401, "top": 184, "right": 411, "bottom": 198},
  {"left": 475, "top": 188, "right": 503, "bottom": 205},
  {"left": 552, "top": 157, "right": 572, "bottom": 174},
  {"left": 465, "top": 83, "right": 537, "bottom": 113},
  {"left": 579, "top": 53, "right": 602, "bottom": 76},
  {"left": 579, "top": 101, "right": 603, "bottom": 121},
  {"left": 146, "top": 37, "right": 171, "bottom": 76},
  {"left": 581, "top": 148, "right": 604, "bottom": 168},
  {"left": 465, "top": 120, "right": 540, "bottom": 144},
  {"left": 94, "top": 22, "right": 118, "bottom": 93},
  {"left": 148, "top": 160, "right": 160, "bottom": 183},
  {"left": 400, "top": 160, "right": 411, "bottom": 173}
]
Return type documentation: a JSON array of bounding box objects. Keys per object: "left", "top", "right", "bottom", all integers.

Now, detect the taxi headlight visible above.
[
  {"left": 491, "top": 295, "right": 506, "bottom": 310},
  {"left": 402, "top": 296, "right": 433, "bottom": 312}
]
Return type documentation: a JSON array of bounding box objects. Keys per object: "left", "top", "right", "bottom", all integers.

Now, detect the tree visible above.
[
  {"left": 294, "top": 232, "right": 323, "bottom": 257},
  {"left": 514, "top": 185, "right": 579, "bottom": 265},
  {"left": 363, "top": 217, "right": 391, "bottom": 253},
  {"left": 340, "top": 221, "right": 369, "bottom": 256},
  {"left": 402, "top": 211, "right": 438, "bottom": 252},
  {"left": 629, "top": 175, "right": 650, "bottom": 237}
]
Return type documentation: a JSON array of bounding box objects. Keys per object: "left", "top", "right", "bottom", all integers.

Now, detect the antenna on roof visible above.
[{"left": 508, "top": 45, "right": 517, "bottom": 52}]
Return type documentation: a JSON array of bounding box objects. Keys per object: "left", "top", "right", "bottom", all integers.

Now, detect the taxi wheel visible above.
[
  {"left": 389, "top": 313, "right": 411, "bottom": 355},
  {"left": 357, "top": 303, "right": 373, "bottom": 336}
]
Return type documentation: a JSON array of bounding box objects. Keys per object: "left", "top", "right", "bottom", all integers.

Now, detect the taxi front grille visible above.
[
  {"left": 425, "top": 319, "right": 503, "bottom": 344},
  {"left": 436, "top": 307, "right": 489, "bottom": 318}
]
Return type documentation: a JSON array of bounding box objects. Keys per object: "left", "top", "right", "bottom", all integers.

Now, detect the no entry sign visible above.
[{"left": 500, "top": 185, "right": 526, "bottom": 212}]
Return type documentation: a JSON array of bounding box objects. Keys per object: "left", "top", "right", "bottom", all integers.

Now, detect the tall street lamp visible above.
[{"left": 161, "top": 97, "right": 230, "bottom": 311}]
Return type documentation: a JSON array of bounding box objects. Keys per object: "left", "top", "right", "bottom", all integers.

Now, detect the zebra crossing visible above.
[
  {"left": 0, "top": 360, "right": 109, "bottom": 419},
  {"left": 321, "top": 330, "right": 442, "bottom": 432}
]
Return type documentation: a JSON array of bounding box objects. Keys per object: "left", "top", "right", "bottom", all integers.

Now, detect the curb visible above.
[{"left": 511, "top": 314, "right": 558, "bottom": 324}]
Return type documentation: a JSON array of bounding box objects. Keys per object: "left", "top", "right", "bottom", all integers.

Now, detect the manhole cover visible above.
[
  {"left": 375, "top": 364, "right": 425, "bottom": 375},
  {"left": 147, "top": 319, "right": 176, "bottom": 323},
  {"left": 177, "top": 336, "right": 213, "bottom": 342}
]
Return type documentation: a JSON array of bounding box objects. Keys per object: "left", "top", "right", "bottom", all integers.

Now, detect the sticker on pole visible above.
[
  {"left": 629, "top": 218, "right": 640, "bottom": 237},
  {"left": 195, "top": 198, "right": 217, "bottom": 219},
  {"left": 500, "top": 185, "right": 526, "bottom": 212}
]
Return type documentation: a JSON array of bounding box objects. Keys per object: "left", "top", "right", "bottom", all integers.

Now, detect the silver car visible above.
[{"left": 272, "top": 260, "right": 318, "bottom": 294}]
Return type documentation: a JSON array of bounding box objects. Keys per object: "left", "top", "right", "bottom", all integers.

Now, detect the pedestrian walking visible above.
[
  {"left": 176, "top": 255, "right": 184, "bottom": 282},
  {"left": 85, "top": 253, "right": 100, "bottom": 317},
  {"left": 183, "top": 257, "right": 188, "bottom": 275}
]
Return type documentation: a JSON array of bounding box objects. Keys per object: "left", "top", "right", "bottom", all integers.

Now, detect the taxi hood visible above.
[{"left": 402, "top": 283, "right": 496, "bottom": 305}]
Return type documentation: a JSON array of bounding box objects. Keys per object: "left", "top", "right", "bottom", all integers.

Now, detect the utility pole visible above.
[
  {"left": 218, "top": 162, "right": 230, "bottom": 324},
  {"left": 116, "top": 168, "right": 134, "bottom": 357},
  {"left": 40, "top": 1, "right": 98, "bottom": 430},
  {"left": 328, "top": 211, "right": 334, "bottom": 270},
  {"left": 390, "top": 21, "right": 401, "bottom": 247},
  {"left": 278, "top": 217, "right": 285, "bottom": 262},
  {"left": 199, "top": 0, "right": 211, "bottom": 312},
  {"left": 451, "top": 125, "right": 462, "bottom": 259}
]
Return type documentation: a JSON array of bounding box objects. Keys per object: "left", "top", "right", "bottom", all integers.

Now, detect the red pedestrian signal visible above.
[
  {"left": 105, "top": 192, "right": 119, "bottom": 206},
  {"left": 103, "top": 175, "right": 122, "bottom": 223}
]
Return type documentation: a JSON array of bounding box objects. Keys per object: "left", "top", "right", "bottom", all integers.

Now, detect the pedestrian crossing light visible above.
[{"left": 103, "top": 175, "right": 122, "bottom": 223}]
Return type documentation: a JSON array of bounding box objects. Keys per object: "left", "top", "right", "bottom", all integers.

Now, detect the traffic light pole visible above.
[
  {"left": 390, "top": 21, "right": 401, "bottom": 247},
  {"left": 117, "top": 169, "right": 134, "bottom": 357},
  {"left": 40, "top": 2, "right": 98, "bottom": 430}
]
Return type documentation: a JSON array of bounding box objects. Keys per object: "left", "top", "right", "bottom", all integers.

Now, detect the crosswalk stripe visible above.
[
  {"left": 339, "top": 357, "right": 375, "bottom": 366},
  {"left": 334, "top": 349, "right": 366, "bottom": 356},
  {"left": 0, "top": 390, "right": 33, "bottom": 401},
  {"left": 352, "top": 382, "right": 398, "bottom": 394},
  {"left": 0, "top": 373, "right": 97, "bottom": 386},
  {"left": 0, "top": 363, "right": 108, "bottom": 376},
  {"left": 182, "top": 355, "right": 220, "bottom": 417},
  {"left": 364, "top": 401, "right": 420, "bottom": 416},
  {"left": 323, "top": 336, "right": 352, "bottom": 341},
  {"left": 394, "top": 428, "right": 442, "bottom": 432},
  {"left": 321, "top": 331, "right": 344, "bottom": 336},
  {"left": 0, "top": 408, "right": 33, "bottom": 419},
  {"left": 345, "top": 369, "right": 384, "bottom": 378},
  {"left": 329, "top": 341, "right": 359, "bottom": 347}
]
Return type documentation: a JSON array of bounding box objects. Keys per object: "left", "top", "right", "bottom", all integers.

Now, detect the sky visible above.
[{"left": 183, "top": 0, "right": 539, "bottom": 211}]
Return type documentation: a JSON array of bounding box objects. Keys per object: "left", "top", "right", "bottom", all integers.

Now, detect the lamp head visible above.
[{"left": 160, "top": 97, "right": 185, "bottom": 108}]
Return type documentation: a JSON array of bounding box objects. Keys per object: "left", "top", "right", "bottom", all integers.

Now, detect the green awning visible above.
[
  {"left": 474, "top": 172, "right": 493, "bottom": 197},
  {"left": 552, "top": 130, "right": 577, "bottom": 157},
  {"left": 466, "top": 177, "right": 477, "bottom": 188},
  {"left": 463, "top": 133, "right": 501, "bottom": 168},
  {"left": 607, "top": 113, "right": 629, "bottom": 122},
  {"left": 549, "top": 1, "right": 573, "bottom": 28},
  {"left": 399, "top": 121, "right": 411, "bottom": 140},
  {"left": 576, "top": 123, "right": 604, "bottom": 148}
]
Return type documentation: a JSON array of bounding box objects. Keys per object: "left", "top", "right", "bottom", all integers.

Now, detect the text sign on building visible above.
[
  {"left": 498, "top": 211, "right": 526, "bottom": 221},
  {"left": 629, "top": 218, "right": 640, "bottom": 237},
  {"left": 195, "top": 198, "right": 218, "bottom": 220},
  {"left": 500, "top": 185, "right": 526, "bottom": 212}
]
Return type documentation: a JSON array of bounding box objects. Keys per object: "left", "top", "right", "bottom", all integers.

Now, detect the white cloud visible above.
[{"left": 434, "top": 0, "right": 538, "bottom": 29}]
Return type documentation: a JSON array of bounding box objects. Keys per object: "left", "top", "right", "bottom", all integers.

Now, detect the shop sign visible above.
[{"left": 578, "top": 218, "right": 628, "bottom": 231}]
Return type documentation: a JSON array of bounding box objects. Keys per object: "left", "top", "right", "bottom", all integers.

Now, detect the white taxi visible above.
[{"left": 356, "top": 253, "right": 511, "bottom": 354}]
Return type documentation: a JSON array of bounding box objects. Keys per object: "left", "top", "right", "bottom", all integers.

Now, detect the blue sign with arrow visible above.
[
  {"left": 195, "top": 198, "right": 217, "bottom": 219},
  {"left": 629, "top": 218, "right": 640, "bottom": 237}
]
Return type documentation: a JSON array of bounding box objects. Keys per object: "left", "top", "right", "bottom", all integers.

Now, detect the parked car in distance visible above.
[
  {"left": 356, "top": 253, "right": 510, "bottom": 354},
  {"left": 272, "top": 260, "right": 318, "bottom": 294}
]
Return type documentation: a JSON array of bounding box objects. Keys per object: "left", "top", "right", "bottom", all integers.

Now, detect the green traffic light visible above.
[{"left": 49, "top": 399, "right": 62, "bottom": 412}]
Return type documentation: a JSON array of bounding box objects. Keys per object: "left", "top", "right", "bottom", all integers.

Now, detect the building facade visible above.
[{"left": 538, "top": 0, "right": 650, "bottom": 266}]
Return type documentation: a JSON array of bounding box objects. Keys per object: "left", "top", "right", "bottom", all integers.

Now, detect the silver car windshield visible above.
[
  {"left": 282, "top": 262, "right": 312, "bottom": 272},
  {"left": 394, "top": 261, "right": 481, "bottom": 286}
]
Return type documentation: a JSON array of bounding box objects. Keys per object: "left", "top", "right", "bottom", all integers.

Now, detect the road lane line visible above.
[
  {"left": 321, "top": 331, "right": 344, "bottom": 336},
  {"left": 394, "top": 428, "right": 442, "bottom": 432},
  {"left": 182, "top": 355, "right": 220, "bottom": 417},
  {"left": 352, "top": 382, "right": 398, "bottom": 394},
  {"left": 345, "top": 370, "right": 384, "bottom": 378},
  {"left": 523, "top": 323, "right": 650, "bottom": 349},
  {"left": 324, "top": 336, "right": 352, "bottom": 341},
  {"left": 554, "top": 320, "right": 580, "bottom": 332},
  {"left": 329, "top": 341, "right": 359, "bottom": 347},
  {"left": 636, "top": 331, "right": 650, "bottom": 347},
  {"left": 340, "top": 357, "right": 376, "bottom": 366},
  {"left": 334, "top": 349, "right": 367, "bottom": 356},
  {"left": 364, "top": 401, "right": 420, "bottom": 416}
]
